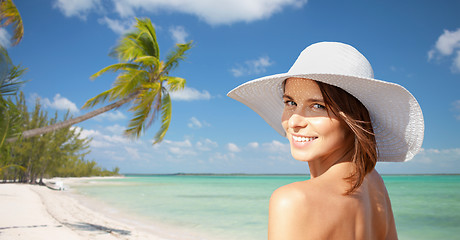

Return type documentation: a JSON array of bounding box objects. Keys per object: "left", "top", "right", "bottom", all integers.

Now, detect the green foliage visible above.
[
  {"left": 0, "top": 95, "right": 120, "bottom": 183},
  {"left": 0, "top": 97, "right": 21, "bottom": 147},
  {"left": 0, "top": 45, "right": 26, "bottom": 102},
  {"left": 0, "top": 2, "right": 119, "bottom": 181},
  {"left": 0, "top": 45, "right": 26, "bottom": 149},
  {"left": 85, "top": 17, "right": 193, "bottom": 143},
  {"left": 0, "top": 0, "right": 24, "bottom": 46}
]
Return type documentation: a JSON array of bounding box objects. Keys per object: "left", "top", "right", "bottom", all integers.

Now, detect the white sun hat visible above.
[{"left": 228, "top": 42, "right": 424, "bottom": 162}]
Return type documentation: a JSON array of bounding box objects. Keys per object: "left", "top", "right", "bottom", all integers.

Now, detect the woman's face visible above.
[{"left": 281, "top": 78, "right": 352, "bottom": 163}]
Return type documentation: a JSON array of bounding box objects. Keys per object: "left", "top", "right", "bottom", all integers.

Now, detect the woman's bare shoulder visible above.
[
  {"left": 268, "top": 182, "right": 308, "bottom": 239},
  {"left": 269, "top": 181, "right": 318, "bottom": 210},
  {"left": 268, "top": 181, "right": 329, "bottom": 239},
  {"left": 269, "top": 178, "right": 338, "bottom": 210}
]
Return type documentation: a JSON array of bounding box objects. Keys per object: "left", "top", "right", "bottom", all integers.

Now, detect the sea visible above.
[{"left": 71, "top": 175, "right": 460, "bottom": 240}]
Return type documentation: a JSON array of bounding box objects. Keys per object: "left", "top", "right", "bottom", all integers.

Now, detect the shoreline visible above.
[{"left": 0, "top": 177, "right": 211, "bottom": 240}]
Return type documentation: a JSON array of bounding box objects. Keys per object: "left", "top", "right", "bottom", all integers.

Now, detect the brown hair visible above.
[{"left": 316, "top": 81, "right": 377, "bottom": 195}]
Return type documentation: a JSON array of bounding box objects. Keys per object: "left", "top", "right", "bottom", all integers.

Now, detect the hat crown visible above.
[{"left": 288, "top": 42, "right": 374, "bottom": 79}]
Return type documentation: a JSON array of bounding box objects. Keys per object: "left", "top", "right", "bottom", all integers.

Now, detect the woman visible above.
[{"left": 228, "top": 42, "right": 424, "bottom": 239}]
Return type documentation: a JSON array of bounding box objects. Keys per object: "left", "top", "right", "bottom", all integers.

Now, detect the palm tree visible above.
[
  {"left": 0, "top": 46, "right": 26, "bottom": 149},
  {"left": 7, "top": 18, "right": 193, "bottom": 144},
  {"left": 0, "top": 0, "right": 24, "bottom": 46},
  {"left": 0, "top": 0, "right": 26, "bottom": 148}
]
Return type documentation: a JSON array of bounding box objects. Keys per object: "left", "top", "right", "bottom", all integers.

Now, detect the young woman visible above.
[{"left": 228, "top": 42, "right": 424, "bottom": 239}]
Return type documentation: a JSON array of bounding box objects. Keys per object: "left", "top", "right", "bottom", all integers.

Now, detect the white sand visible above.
[{"left": 0, "top": 179, "right": 198, "bottom": 240}]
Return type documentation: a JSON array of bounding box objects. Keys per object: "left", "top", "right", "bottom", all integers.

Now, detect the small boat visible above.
[{"left": 45, "top": 180, "right": 67, "bottom": 191}]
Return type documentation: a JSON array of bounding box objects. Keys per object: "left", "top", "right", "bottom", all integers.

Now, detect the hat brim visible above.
[{"left": 228, "top": 72, "right": 424, "bottom": 162}]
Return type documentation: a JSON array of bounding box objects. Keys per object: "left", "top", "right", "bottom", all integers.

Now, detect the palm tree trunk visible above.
[{"left": 6, "top": 93, "right": 137, "bottom": 143}]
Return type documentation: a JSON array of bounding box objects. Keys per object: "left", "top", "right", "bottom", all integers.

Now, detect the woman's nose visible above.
[{"left": 288, "top": 113, "right": 308, "bottom": 129}]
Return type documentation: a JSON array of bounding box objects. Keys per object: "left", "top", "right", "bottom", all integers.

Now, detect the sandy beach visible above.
[{"left": 0, "top": 178, "right": 177, "bottom": 240}]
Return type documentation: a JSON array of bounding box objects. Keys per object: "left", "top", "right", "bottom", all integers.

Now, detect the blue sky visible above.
[{"left": 2, "top": 0, "right": 460, "bottom": 174}]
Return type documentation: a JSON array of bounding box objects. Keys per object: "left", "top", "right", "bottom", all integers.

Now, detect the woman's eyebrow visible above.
[
  {"left": 308, "top": 97, "right": 325, "bottom": 103},
  {"left": 283, "top": 94, "right": 324, "bottom": 103}
]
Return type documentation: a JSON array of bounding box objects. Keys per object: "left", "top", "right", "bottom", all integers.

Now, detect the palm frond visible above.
[
  {"left": 90, "top": 63, "right": 140, "bottom": 80},
  {"left": 1, "top": 46, "right": 26, "bottom": 99},
  {"left": 153, "top": 93, "right": 171, "bottom": 144},
  {"left": 87, "top": 68, "right": 148, "bottom": 108},
  {"left": 140, "top": 82, "right": 161, "bottom": 91},
  {"left": 0, "top": 64, "right": 26, "bottom": 97},
  {"left": 133, "top": 56, "right": 160, "bottom": 68},
  {"left": 110, "top": 69, "right": 148, "bottom": 99},
  {"left": 163, "top": 41, "right": 193, "bottom": 74},
  {"left": 110, "top": 32, "right": 143, "bottom": 61},
  {"left": 165, "top": 76, "right": 186, "bottom": 92},
  {"left": 146, "top": 87, "right": 163, "bottom": 128},
  {"left": 135, "top": 18, "right": 159, "bottom": 58},
  {"left": 82, "top": 89, "right": 113, "bottom": 109},
  {"left": 0, "top": 45, "right": 12, "bottom": 66},
  {"left": 124, "top": 86, "right": 160, "bottom": 138},
  {"left": 0, "top": 164, "right": 26, "bottom": 173},
  {"left": 0, "top": 0, "right": 24, "bottom": 46}
]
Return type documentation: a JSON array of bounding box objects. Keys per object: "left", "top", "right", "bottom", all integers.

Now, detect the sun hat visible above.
[{"left": 227, "top": 41, "right": 424, "bottom": 162}]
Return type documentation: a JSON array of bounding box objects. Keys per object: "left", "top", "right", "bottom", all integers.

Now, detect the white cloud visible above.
[
  {"left": 188, "top": 117, "right": 202, "bottom": 129},
  {"left": 54, "top": 0, "right": 307, "bottom": 26},
  {"left": 428, "top": 28, "right": 460, "bottom": 73},
  {"left": 106, "top": 124, "right": 125, "bottom": 134},
  {"left": 262, "top": 140, "right": 290, "bottom": 153},
  {"left": 113, "top": 0, "right": 135, "bottom": 18},
  {"left": 94, "top": 110, "right": 127, "bottom": 122},
  {"left": 101, "top": 133, "right": 130, "bottom": 144},
  {"left": 160, "top": 139, "right": 197, "bottom": 156},
  {"left": 71, "top": 127, "right": 113, "bottom": 148},
  {"left": 53, "top": 0, "right": 101, "bottom": 20},
  {"left": 248, "top": 142, "right": 259, "bottom": 149},
  {"left": 377, "top": 147, "right": 460, "bottom": 174},
  {"left": 98, "top": 17, "right": 134, "bottom": 34},
  {"left": 169, "top": 25, "right": 188, "bottom": 44},
  {"left": 0, "top": 28, "right": 11, "bottom": 47},
  {"left": 227, "top": 143, "right": 241, "bottom": 152},
  {"left": 76, "top": 126, "right": 130, "bottom": 148},
  {"left": 170, "top": 87, "right": 211, "bottom": 101},
  {"left": 163, "top": 139, "right": 193, "bottom": 148},
  {"left": 73, "top": 126, "right": 130, "bottom": 144},
  {"left": 208, "top": 152, "right": 236, "bottom": 163},
  {"left": 432, "top": 29, "right": 460, "bottom": 56},
  {"left": 111, "top": 0, "right": 307, "bottom": 25},
  {"left": 187, "top": 117, "right": 210, "bottom": 129},
  {"left": 74, "top": 127, "right": 101, "bottom": 139},
  {"left": 168, "top": 146, "right": 197, "bottom": 156},
  {"left": 231, "top": 56, "right": 274, "bottom": 77},
  {"left": 125, "top": 146, "right": 140, "bottom": 159},
  {"left": 196, "top": 139, "right": 218, "bottom": 151},
  {"left": 40, "top": 94, "right": 79, "bottom": 113}
]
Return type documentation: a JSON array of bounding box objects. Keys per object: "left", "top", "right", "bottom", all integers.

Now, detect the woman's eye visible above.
[
  {"left": 284, "top": 100, "right": 297, "bottom": 106},
  {"left": 313, "top": 103, "right": 325, "bottom": 109}
]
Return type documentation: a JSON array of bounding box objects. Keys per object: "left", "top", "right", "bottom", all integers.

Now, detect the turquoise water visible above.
[{"left": 73, "top": 175, "right": 460, "bottom": 240}]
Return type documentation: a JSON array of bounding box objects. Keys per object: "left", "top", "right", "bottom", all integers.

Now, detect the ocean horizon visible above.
[{"left": 71, "top": 174, "right": 460, "bottom": 240}]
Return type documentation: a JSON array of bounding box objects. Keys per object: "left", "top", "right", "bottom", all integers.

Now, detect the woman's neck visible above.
[{"left": 308, "top": 148, "right": 354, "bottom": 178}]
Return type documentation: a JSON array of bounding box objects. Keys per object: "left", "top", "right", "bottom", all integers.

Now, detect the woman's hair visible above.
[{"left": 315, "top": 81, "right": 377, "bottom": 195}]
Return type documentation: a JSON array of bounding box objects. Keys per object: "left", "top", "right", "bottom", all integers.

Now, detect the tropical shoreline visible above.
[{"left": 0, "top": 177, "right": 210, "bottom": 240}]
